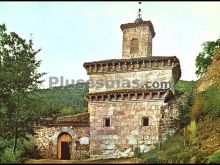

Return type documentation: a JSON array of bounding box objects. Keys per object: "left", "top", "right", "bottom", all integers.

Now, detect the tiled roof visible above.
[
  {"left": 83, "top": 56, "right": 179, "bottom": 66},
  {"left": 37, "top": 112, "right": 90, "bottom": 127},
  {"left": 53, "top": 112, "right": 89, "bottom": 127}
]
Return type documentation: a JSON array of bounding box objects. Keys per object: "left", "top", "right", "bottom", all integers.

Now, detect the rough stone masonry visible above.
[
  {"left": 34, "top": 16, "right": 181, "bottom": 160},
  {"left": 83, "top": 17, "right": 181, "bottom": 159}
]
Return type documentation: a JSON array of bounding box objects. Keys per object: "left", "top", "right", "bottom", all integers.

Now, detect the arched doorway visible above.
[{"left": 57, "top": 132, "right": 72, "bottom": 160}]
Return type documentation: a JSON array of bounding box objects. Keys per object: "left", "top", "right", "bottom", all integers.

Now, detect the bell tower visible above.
[{"left": 120, "top": 2, "right": 155, "bottom": 59}]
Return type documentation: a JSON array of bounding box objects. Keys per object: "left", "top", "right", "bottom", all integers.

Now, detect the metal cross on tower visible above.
[{"left": 137, "top": 2, "right": 142, "bottom": 19}]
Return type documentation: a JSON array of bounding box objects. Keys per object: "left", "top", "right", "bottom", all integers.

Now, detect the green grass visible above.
[
  {"left": 204, "top": 151, "right": 220, "bottom": 164},
  {"left": 175, "top": 80, "right": 196, "bottom": 93}
]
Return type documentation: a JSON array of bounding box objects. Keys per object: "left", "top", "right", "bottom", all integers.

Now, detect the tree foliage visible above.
[
  {"left": 36, "top": 83, "right": 88, "bottom": 113},
  {"left": 195, "top": 37, "right": 220, "bottom": 77},
  {"left": 175, "top": 80, "right": 195, "bottom": 128},
  {"left": 0, "top": 24, "right": 88, "bottom": 162},
  {"left": 0, "top": 23, "right": 45, "bottom": 154}
]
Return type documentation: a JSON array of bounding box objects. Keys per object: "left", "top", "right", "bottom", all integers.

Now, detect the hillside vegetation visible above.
[
  {"left": 140, "top": 50, "right": 220, "bottom": 164},
  {"left": 36, "top": 80, "right": 220, "bottom": 163},
  {"left": 35, "top": 83, "right": 89, "bottom": 117}
]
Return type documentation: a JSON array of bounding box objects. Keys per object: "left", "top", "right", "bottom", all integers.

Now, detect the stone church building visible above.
[{"left": 34, "top": 15, "right": 181, "bottom": 160}]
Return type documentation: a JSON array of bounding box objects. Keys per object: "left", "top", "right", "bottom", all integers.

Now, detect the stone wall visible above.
[
  {"left": 34, "top": 126, "right": 90, "bottom": 160},
  {"left": 122, "top": 26, "right": 153, "bottom": 59},
  {"left": 88, "top": 99, "right": 176, "bottom": 159},
  {"left": 89, "top": 69, "right": 174, "bottom": 93},
  {"left": 159, "top": 100, "right": 179, "bottom": 140}
]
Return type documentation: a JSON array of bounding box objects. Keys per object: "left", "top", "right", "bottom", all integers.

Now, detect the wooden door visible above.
[{"left": 57, "top": 133, "right": 72, "bottom": 160}]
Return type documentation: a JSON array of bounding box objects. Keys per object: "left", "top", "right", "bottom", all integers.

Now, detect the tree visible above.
[
  {"left": 195, "top": 37, "right": 220, "bottom": 77},
  {"left": 0, "top": 24, "right": 45, "bottom": 153},
  {"left": 177, "top": 81, "right": 194, "bottom": 128}
]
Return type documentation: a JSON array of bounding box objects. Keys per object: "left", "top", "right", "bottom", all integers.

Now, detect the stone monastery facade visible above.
[{"left": 34, "top": 16, "right": 181, "bottom": 160}]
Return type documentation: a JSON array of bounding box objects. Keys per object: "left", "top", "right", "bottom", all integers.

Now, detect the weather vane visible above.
[{"left": 137, "top": 2, "right": 142, "bottom": 19}]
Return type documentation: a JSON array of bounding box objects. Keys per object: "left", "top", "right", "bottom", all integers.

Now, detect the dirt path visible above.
[{"left": 25, "top": 158, "right": 144, "bottom": 164}]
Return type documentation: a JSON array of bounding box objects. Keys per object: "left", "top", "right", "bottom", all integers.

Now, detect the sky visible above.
[{"left": 0, "top": 2, "right": 220, "bottom": 88}]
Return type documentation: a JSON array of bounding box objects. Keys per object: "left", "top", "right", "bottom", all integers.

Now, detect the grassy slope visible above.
[{"left": 141, "top": 79, "right": 220, "bottom": 163}]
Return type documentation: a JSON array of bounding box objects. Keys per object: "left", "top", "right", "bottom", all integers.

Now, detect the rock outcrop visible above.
[{"left": 197, "top": 49, "right": 220, "bottom": 92}]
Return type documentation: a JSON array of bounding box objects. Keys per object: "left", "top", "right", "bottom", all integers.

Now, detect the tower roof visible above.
[
  {"left": 134, "top": 17, "right": 143, "bottom": 23},
  {"left": 120, "top": 19, "right": 155, "bottom": 38}
]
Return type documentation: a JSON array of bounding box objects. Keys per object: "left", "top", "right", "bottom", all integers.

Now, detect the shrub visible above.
[
  {"left": 200, "top": 80, "right": 220, "bottom": 119},
  {"left": 187, "top": 120, "right": 198, "bottom": 145},
  {"left": 191, "top": 97, "right": 203, "bottom": 120},
  {"left": 21, "top": 135, "right": 38, "bottom": 159},
  {"left": 165, "top": 142, "right": 182, "bottom": 163},
  {"left": 0, "top": 138, "right": 11, "bottom": 153},
  {"left": 204, "top": 151, "right": 220, "bottom": 164},
  {"left": 134, "top": 146, "right": 142, "bottom": 158},
  {"left": 178, "top": 151, "right": 192, "bottom": 163},
  {"left": 143, "top": 148, "right": 161, "bottom": 163},
  {"left": 166, "top": 143, "right": 181, "bottom": 156},
  {"left": 177, "top": 81, "right": 195, "bottom": 128},
  {"left": 0, "top": 147, "right": 22, "bottom": 164},
  {"left": 59, "top": 107, "right": 87, "bottom": 116},
  {"left": 0, "top": 136, "right": 39, "bottom": 163}
]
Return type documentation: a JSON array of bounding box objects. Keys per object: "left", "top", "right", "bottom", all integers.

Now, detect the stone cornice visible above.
[
  {"left": 85, "top": 89, "right": 174, "bottom": 103},
  {"left": 120, "top": 20, "right": 155, "bottom": 38},
  {"left": 83, "top": 56, "right": 181, "bottom": 83}
]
